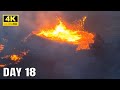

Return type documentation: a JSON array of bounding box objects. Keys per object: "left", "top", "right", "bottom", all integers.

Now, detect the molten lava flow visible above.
[
  {"left": 10, "top": 55, "right": 22, "bottom": 62},
  {"left": 9, "top": 50, "right": 29, "bottom": 62},
  {"left": 32, "top": 16, "right": 95, "bottom": 51},
  {"left": 0, "top": 50, "right": 29, "bottom": 67},
  {"left": 0, "top": 44, "right": 4, "bottom": 52}
]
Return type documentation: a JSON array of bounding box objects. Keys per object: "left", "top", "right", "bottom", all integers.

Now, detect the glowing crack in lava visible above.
[
  {"left": 0, "top": 44, "right": 4, "bottom": 52},
  {"left": 32, "top": 16, "right": 95, "bottom": 51}
]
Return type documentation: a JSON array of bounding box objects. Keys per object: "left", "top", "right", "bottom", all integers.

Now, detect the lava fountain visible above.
[{"left": 32, "top": 16, "right": 95, "bottom": 51}]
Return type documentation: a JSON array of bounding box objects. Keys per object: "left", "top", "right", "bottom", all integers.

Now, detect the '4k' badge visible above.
[{"left": 2, "top": 15, "right": 19, "bottom": 26}]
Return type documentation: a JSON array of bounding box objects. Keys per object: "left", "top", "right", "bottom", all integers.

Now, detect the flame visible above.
[
  {"left": 0, "top": 44, "right": 4, "bottom": 52},
  {"left": 32, "top": 16, "right": 95, "bottom": 51}
]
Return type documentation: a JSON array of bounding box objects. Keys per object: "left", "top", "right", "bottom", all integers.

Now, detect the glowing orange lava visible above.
[
  {"left": 10, "top": 54, "right": 22, "bottom": 62},
  {"left": 0, "top": 44, "right": 4, "bottom": 52},
  {"left": 0, "top": 50, "right": 29, "bottom": 67},
  {"left": 32, "top": 16, "right": 95, "bottom": 51},
  {"left": 0, "top": 64, "right": 6, "bottom": 68}
]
